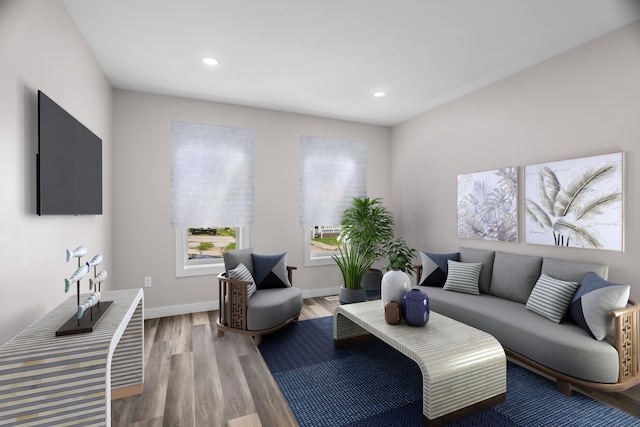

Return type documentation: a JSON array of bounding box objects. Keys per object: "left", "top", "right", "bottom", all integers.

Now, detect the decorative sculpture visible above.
[
  {"left": 65, "top": 265, "right": 89, "bottom": 293},
  {"left": 57, "top": 246, "right": 112, "bottom": 336},
  {"left": 86, "top": 254, "right": 102, "bottom": 269},
  {"left": 89, "top": 270, "right": 107, "bottom": 291},
  {"left": 66, "top": 246, "right": 87, "bottom": 262},
  {"left": 77, "top": 292, "right": 100, "bottom": 319}
]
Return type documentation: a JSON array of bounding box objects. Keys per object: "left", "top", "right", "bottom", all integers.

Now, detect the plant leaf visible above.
[
  {"left": 537, "top": 166, "right": 560, "bottom": 214},
  {"left": 553, "top": 219, "right": 601, "bottom": 248},
  {"left": 525, "top": 200, "right": 552, "bottom": 229},
  {"left": 574, "top": 191, "right": 622, "bottom": 221},
  {"left": 554, "top": 164, "right": 620, "bottom": 217}
]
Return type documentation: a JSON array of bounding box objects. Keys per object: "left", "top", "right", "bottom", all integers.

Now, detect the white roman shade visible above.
[
  {"left": 299, "top": 135, "right": 367, "bottom": 226},
  {"left": 170, "top": 120, "right": 254, "bottom": 228}
]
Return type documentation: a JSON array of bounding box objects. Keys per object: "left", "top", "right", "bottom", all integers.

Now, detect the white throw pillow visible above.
[
  {"left": 228, "top": 262, "right": 257, "bottom": 298},
  {"left": 526, "top": 273, "right": 579, "bottom": 323}
]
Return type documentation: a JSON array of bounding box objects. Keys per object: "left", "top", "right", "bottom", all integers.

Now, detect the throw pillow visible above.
[
  {"left": 459, "top": 247, "right": 495, "bottom": 294},
  {"left": 419, "top": 251, "right": 460, "bottom": 286},
  {"left": 443, "top": 260, "right": 482, "bottom": 295},
  {"left": 525, "top": 273, "right": 579, "bottom": 323},
  {"left": 227, "top": 263, "right": 257, "bottom": 299},
  {"left": 569, "top": 272, "right": 630, "bottom": 341},
  {"left": 223, "top": 247, "right": 254, "bottom": 276},
  {"left": 251, "top": 252, "right": 291, "bottom": 289}
]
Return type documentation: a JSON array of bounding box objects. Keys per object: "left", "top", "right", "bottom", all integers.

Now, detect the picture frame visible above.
[
  {"left": 457, "top": 167, "right": 518, "bottom": 242},
  {"left": 524, "top": 152, "right": 624, "bottom": 251}
]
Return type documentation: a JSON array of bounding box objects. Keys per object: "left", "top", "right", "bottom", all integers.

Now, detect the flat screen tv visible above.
[{"left": 37, "top": 90, "right": 102, "bottom": 215}]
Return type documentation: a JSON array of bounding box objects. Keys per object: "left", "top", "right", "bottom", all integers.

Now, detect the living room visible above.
[{"left": 2, "top": 0, "right": 640, "bottom": 424}]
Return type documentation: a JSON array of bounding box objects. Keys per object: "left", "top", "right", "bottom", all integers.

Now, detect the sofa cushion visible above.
[
  {"left": 223, "top": 247, "right": 254, "bottom": 276},
  {"left": 489, "top": 252, "right": 542, "bottom": 304},
  {"left": 252, "top": 252, "right": 291, "bottom": 289},
  {"left": 541, "top": 257, "right": 609, "bottom": 282},
  {"left": 424, "top": 287, "right": 620, "bottom": 383},
  {"left": 247, "top": 287, "right": 303, "bottom": 331},
  {"left": 525, "top": 273, "right": 579, "bottom": 323},
  {"left": 443, "top": 260, "right": 482, "bottom": 295},
  {"left": 569, "top": 272, "right": 630, "bottom": 340},
  {"left": 419, "top": 251, "right": 459, "bottom": 286},
  {"left": 227, "top": 263, "right": 257, "bottom": 299},
  {"left": 459, "top": 247, "right": 495, "bottom": 293}
]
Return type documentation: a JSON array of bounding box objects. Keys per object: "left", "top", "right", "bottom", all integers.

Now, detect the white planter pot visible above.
[{"left": 381, "top": 269, "right": 411, "bottom": 307}]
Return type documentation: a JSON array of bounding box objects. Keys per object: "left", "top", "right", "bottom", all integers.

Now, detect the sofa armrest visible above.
[{"left": 609, "top": 298, "right": 640, "bottom": 383}]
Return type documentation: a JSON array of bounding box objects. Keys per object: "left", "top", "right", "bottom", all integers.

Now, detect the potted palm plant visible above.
[
  {"left": 338, "top": 197, "right": 395, "bottom": 299},
  {"left": 332, "top": 243, "right": 375, "bottom": 304},
  {"left": 381, "top": 238, "right": 417, "bottom": 306}
]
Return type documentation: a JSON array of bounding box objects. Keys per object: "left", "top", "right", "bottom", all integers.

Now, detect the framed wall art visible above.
[
  {"left": 457, "top": 167, "right": 518, "bottom": 242},
  {"left": 524, "top": 152, "right": 624, "bottom": 251}
]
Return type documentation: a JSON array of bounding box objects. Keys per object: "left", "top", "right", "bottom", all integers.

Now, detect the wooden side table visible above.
[{"left": 0, "top": 289, "right": 144, "bottom": 426}]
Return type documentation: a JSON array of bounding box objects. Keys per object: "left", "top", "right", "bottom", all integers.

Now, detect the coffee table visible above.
[{"left": 334, "top": 300, "right": 506, "bottom": 426}]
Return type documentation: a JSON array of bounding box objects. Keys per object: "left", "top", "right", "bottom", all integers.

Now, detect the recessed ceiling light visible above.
[
  {"left": 373, "top": 91, "right": 386, "bottom": 98},
  {"left": 202, "top": 57, "right": 219, "bottom": 66}
]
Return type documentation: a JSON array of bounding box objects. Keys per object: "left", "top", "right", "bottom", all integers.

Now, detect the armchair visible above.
[{"left": 216, "top": 248, "right": 303, "bottom": 345}]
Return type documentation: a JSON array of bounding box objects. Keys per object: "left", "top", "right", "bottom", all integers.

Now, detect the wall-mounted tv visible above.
[{"left": 37, "top": 90, "right": 102, "bottom": 215}]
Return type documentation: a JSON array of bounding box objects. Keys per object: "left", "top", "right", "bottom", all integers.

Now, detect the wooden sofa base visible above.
[
  {"left": 505, "top": 348, "right": 640, "bottom": 396},
  {"left": 217, "top": 314, "right": 300, "bottom": 346}
]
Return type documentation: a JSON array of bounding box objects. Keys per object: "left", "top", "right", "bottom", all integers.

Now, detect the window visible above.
[
  {"left": 171, "top": 121, "right": 254, "bottom": 277},
  {"left": 304, "top": 225, "right": 343, "bottom": 266},
  {"left": 175, "top": 227, "right": 250, "bottom": 277},
  {"left": 299, "top": 135, "right": 367, "bottom": 266}
]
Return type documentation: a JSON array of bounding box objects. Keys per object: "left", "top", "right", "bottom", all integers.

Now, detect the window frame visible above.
[
  {"left": 303, "top": 226, "right": 342, "bottom": 267},
  {"left": 175, "top": 227, "right": 250, "bottom": 277}
]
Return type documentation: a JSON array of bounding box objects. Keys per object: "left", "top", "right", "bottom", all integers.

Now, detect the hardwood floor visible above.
[{"left": 112, "top": 296, "right": 640, "bottom": 426}]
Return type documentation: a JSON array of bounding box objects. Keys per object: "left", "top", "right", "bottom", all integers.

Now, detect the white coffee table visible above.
[{"left": 334, "top": 300, "right": 506, "bottom": 426}]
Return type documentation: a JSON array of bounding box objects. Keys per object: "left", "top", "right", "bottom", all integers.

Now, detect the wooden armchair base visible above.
[{"left": 216, "top": 313, "right": 300, "bottom": 346}]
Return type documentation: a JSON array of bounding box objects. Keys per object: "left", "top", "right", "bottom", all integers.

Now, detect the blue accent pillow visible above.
[
  {"left": 251, "top": 252, "right": 291, "bottom": 289},
  {"left": 419, "top": 251, "right": 459, "bottom": 286},
  {"left": 569, "top": 272, "right": 630, "bottom": 340}
]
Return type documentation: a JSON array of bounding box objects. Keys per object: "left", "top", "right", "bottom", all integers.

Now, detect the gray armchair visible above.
[{"left": 216, "top": 248, "right": 303, "bottom": 345}]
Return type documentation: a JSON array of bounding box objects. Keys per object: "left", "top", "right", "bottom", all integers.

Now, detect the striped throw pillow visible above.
[
  {"left": 228, "top": 263, "right": 257, "bottom": 299},
  {"left": 526, "top": 273, "right": 579, "bottom": 323},
  {"left": 443, "top": 260, "right": 482, "bottom": 295}
]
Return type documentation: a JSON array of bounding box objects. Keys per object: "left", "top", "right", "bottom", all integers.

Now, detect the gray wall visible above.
[
  {"left": 391, "top": 21, "right": 640, "bottom": 300},
  {"left": 0, "top": 0, "right": 113, "bottom": 344},
  {"left": 111, "top": 90, "right": 391, "bottom": 314}
]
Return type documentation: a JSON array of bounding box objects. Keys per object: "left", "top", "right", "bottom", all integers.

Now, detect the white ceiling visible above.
[{"left": 62, "top": 0, "right": 640, "bottom": 126}]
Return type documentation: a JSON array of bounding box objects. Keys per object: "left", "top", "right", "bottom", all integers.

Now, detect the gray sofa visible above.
[{"left": 415, "top": 247, "right": 640, "bottom": 395}]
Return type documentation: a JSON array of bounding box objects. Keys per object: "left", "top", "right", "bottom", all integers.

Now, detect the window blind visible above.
[
  {"left": 299, "top": 135, "right": 367, "bottom": 226},
  {"left": 170, "top": 120, "right": 254, "bottom": 228}
]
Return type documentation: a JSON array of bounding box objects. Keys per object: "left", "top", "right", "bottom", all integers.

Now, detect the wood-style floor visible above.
[{"left": 112, "top": 296, "right": 640, "bottom": 426}]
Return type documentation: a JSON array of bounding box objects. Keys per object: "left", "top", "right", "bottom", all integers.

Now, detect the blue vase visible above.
[{"left": 402, "top": 288, "right": 429, "bottom": 326}]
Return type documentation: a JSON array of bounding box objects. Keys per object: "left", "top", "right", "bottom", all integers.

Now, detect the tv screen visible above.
[{"left": 37, "top": 90, "right": 102, "bottom": 215}]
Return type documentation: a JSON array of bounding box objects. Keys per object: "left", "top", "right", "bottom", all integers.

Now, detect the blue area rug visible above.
[{"left": 259, "top": 316, "right": 640, "bottom": 427}]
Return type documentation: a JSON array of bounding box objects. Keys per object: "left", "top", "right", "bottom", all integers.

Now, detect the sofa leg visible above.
[
  {"left": 253, "top": 335, "right": 262, "bottom": 346},
  {"left": 217, "top": 329, "right": 224, "bottom": 338},
  {"left": 557, "top": 380, "right": 573, "bottom": 396}
]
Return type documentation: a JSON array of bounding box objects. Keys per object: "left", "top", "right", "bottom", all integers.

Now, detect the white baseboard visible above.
[{"left": 143, "top": 286, "right": 339, "bottom": 319}]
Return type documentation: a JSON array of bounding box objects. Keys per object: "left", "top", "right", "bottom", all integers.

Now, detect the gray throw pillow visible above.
[
  {"left": 223, "top": 247, "right": 254, "bottom": 276},
  {"left": 489, "top": 252, "right": 542, "bottom": 304},
  {"left": 459, "top": 248, "right": 495, "bottom": 293}
]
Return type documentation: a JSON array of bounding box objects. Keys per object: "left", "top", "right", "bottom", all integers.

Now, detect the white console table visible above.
[{"left": 0, "top": 289, "right": 144, "bottom": 426}]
